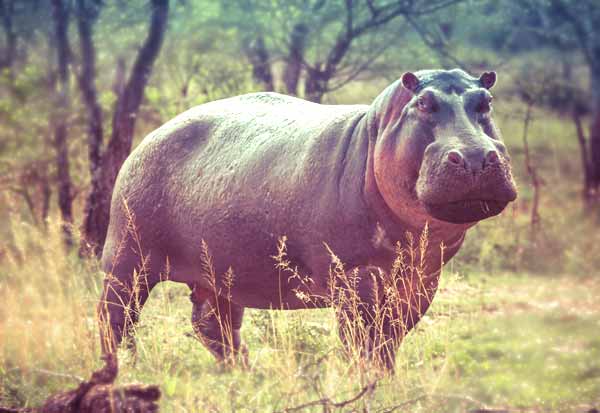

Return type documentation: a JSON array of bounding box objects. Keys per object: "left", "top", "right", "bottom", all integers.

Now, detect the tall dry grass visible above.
[
  {"left": 0, "top": 216, "right": 102, "bottom": 407},
  {"left": 1, "top": 207, "right": 473, "bottom": 411}
]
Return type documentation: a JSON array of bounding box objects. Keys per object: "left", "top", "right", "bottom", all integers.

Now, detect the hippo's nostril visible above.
[
  {"left": 447, "top": 150, "right": 464, "bottom": 167},
  {"left": 484, "top": 150, "right": 499, "bottom": 167}
]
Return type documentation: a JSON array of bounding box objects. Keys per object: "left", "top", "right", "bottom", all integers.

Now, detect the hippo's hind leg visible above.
[
  {"left": 97, "top": 256, "right": 161, "bottom": 354},
  {"left": 189, "top": 285, "right": 247, "bottom": 365}
]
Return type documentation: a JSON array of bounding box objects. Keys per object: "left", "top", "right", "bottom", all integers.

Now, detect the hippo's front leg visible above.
[
  {"left": 97, "top": 270, "right": 159, "bottom": 355},
  {"left": 334, "top": 265, "right": 438, "bottom": 371},
  {"left": 189, "top": 285, "right": 247, "bottom": 366}
]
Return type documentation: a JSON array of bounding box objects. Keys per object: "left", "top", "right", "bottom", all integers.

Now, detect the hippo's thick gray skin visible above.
[{"left": 98, "top": 69, "right": 517, "bottom": 368}]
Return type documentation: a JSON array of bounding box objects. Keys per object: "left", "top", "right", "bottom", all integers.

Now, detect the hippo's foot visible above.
[
  {"left": 190, "top": 286, "right": 248, "bottom": 367},
  {"left": 98, "top": 276, "right": 157, "bottom": 356},
  {"left": 337, "top": 310, "right": 401, "bottom": 373}
]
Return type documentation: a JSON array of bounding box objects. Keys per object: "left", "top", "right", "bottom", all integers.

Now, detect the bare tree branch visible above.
[
  {"left": 274, "top": 381, "right": 377, "bottom": 413},
  {"left": 548, "top": 0, "right": 593, "bottom": 67},
  {"left": 404, "top": 14, "right": 468, "bottom": 70}
]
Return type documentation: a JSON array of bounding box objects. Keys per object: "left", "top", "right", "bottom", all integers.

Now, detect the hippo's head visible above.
[{"left": 373, "top": 69, "right": 517, "bottom": 225}]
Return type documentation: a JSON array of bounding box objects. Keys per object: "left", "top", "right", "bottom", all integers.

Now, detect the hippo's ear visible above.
[
  {"left": 401, "top": 72, "right": 419, "bottom": 93},
  {"left": 479, "top": 71, "right": 497, "bottom": 89}
]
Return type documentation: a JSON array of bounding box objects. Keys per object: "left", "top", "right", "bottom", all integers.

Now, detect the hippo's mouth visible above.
[{"left": 423, "top": 199, "right": 509, "bottom": 224}]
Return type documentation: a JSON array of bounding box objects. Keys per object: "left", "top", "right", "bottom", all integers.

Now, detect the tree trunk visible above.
[
  {"left": 76, "top": 0, "right": 103, "bottom": 180},
  {"left": 304, "top": 67, "right": 328, "bottom": 103},
  {"left": 51, "top": 0, "right": 74, "bottom": 248},
  {"left": 521, "top": 102, "right": 541, "bottom": 237},
  {"left": 82, "top": 0, "right": 169, "bottom": 256},
  {"left": 41, "top": 169, "right": 51, "bottom": 227},
  {"left": 242, "top": 34, "right": 274, "bottom": 91},
  {"left": 572, "top": 109, "right": 592, "bottom": 201},
  {"left": 283, "top": 23, "right": 308, "bottom": 96},
  {"left": 589, "top": 67, "right": 600, "bottom": 197},
  {"left": 304, "top": 32, "right": 352, "bottom": 102},
  {"left": 0, "top": 0, "right": 16, "bottom": 79}
]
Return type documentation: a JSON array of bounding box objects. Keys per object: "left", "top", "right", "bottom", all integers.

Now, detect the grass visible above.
[{"left": 0, "top": 219, "right": 599, "bottom": 412}]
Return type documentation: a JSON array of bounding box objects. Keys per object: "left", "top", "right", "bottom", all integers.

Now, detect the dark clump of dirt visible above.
[{"left": 0, "top": 355, "right": 160, "bottom": 413}]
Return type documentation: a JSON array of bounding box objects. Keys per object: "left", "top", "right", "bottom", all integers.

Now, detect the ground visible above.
[{"left": 1, "top": 223, "right": 598, "bottom": 412}]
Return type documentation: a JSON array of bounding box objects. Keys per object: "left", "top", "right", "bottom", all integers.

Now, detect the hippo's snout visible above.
[
  {"left": 416, "top": 143, "right": 517, "bottom": 224},
  {"left": 445, "top": 148, "right": 501, "bottom": 174}
]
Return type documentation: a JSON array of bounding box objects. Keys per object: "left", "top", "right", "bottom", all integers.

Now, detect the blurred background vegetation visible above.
[
  {"left": 1, "top": 0, "right": 599, "bottom": 411},
  {"left": 1, "top": 0, "right": 600, "bottom": 274}
]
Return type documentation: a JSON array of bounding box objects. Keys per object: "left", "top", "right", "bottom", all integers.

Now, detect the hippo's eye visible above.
[{"left": 416, "top": 95, "right": 437, "bottom": 113}]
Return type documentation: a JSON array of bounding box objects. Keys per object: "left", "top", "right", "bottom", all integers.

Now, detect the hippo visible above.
[{"left": 98, "top": 69, "right": 517, "bottom": 369}]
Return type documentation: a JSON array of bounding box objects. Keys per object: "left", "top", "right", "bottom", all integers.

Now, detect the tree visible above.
[
  {"left": 0, "top": 4, "right": 56, "bottom": 228},
  {"left": 81, "top": 0, "right": 169, "bottom": 256},
  {"left": 75, "top": 0, "right": 103, "bottom": 188},
  {"left": 509, "top": 0, "right": 600, "bottom": 202},
  {"left": 227, "top": 0, "right": 463, "bottom": 103},
  {"left": 242, "top": 32, "right": 274, "bottom": 92},
  {"left": 224, "top": 0, "right": 275, "bottom": 92},
  {"left": 0, "top": 0, "right": 16, "bottom": 78},
  {"left": 51, "top": 0, "right": 74, "bottom": 247},
  {"left": 282, "top": 22, "right": 308, "bottom": 95}
]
